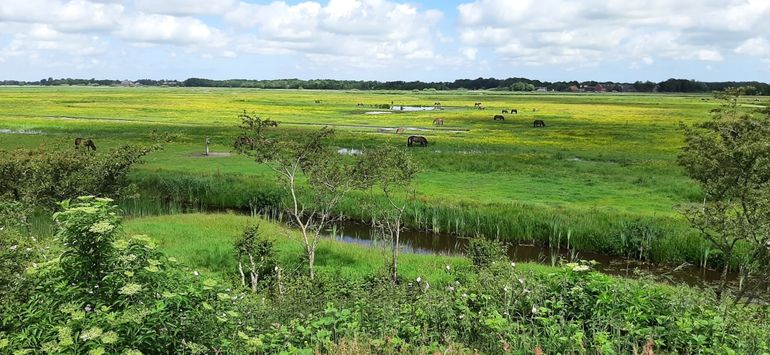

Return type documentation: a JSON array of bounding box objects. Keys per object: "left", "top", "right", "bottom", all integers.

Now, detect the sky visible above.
[{"left": 1, "top": 0, "right": 770, "bottom": 82}]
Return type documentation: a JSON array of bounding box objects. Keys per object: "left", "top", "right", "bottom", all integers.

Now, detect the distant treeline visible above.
[{"left": 2, "top": 76, "right": 768, "bottom": 94}]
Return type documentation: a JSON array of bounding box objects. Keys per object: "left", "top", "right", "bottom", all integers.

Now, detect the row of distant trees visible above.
[{"left": 2, "top": 76, "right": 769, "bottom": 94}]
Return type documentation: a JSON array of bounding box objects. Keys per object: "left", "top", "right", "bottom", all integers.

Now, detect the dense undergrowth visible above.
[{"left": 2, "top": 199, "right": 769, "bottom": 354}]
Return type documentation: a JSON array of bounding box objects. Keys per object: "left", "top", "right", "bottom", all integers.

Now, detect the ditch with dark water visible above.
[
  {"left": 328, "top": 220, "right": 734, "bottom": 287},
  {"left": 119, "top": 199, "right": 736, "bottom": 288}
]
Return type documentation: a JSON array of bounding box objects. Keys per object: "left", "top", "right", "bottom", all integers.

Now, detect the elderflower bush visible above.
[{"left": 1, "top": 197, "right": 248, "bottom": 354}]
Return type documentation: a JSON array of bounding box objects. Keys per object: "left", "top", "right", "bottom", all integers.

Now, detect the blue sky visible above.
[{"left": 1, "top": 0, "right": 769, "bottom": 82}]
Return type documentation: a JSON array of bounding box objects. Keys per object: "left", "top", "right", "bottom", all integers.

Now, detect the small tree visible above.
[
  {"left": 678, "top": 87, "right": 770, "bottom": 301},
  {"left": 236, "top": 114, "right": 359, "bottom": 279},
  {"left": 234, "top": 224, "right": 275, "bottom": 292},
  {"left": 358, "top": 145, "right": 419, "bottom": 284}
]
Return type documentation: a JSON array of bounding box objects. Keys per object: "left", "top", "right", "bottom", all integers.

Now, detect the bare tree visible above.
[{"left": 235, "top": 114, "right": 358, "bottom": 279}]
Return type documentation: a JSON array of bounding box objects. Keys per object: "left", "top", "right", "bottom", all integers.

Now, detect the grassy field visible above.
[{"left": 3, "top": 86, "right": 764, "bottom": 264}]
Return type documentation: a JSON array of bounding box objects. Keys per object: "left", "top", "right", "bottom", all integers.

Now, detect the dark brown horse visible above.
[
  {"left": 407, "top": 135, "right": 428, "bottom": 147},
  {"left": 75, "top": 138, "right": 96, "bottom": 151},
  {"left": 533, "top": 120, "right": 545, "bottom": 127},
  {"left": 511, "top": 109, "right": 518, "bottom": 114},
  {"left": 501, "top": 109, "right": 509, "bottom": 114},
  {"left": 433, "top": 118, "right": 444, "bottom": 126},
  {"left": 264, "top": 120, "right": 279, "bottom": 127},
  {"left": 493, "top": 115, "right": 505, "bottom": 121}
]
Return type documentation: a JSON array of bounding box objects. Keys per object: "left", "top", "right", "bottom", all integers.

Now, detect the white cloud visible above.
[
  {"left": 116, "top": 14, "right": 226, "bottom": 47},
  {"left": 226, "top": 0, "right": 443, "bottom": 67},
  {"left": 735, "top": 37, "right": 770, "bottom": 62},
  {"left": 134, "top": 0, "right": 236, "bottom": 16},
  {"left": 0, "top": 0, "right": 124, "bottom": 32},
  {"left": 456, "top": 0, "right": 767, "bottom": 66}
]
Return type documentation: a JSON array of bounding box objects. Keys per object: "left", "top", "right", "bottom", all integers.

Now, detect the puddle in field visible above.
[
  {"left": 365, "top": 111, "right": 393, "bottom": 115},
  {"left": 0, "top": 129, "right": 44, "bottom": 135},
  {"left": 389, "top": 106, "right": 465, "bottom": 112},
  {"left": 328, "top": 220, "right": 735, "bottom": 287},
  {"left": 376, "top": 127, "right": 468, "bottom": 134}
]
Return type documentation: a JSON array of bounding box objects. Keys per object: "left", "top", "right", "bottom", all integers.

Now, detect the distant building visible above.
[{"left": 536, "top": 87, "right": 548, "bottom": 92}]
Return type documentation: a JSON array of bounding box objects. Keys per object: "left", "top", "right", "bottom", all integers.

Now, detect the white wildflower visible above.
[
  {"left": 416, "top": 276, "right": 422, "bottom": 283},
  {"left": 193, "top": 271, "right": 200, "bottom": 277},
  {"left": 572, "top": 265, "right": 590, "bottom": 272},
  {"left": 503, "top": 286, "right": 510, "bottom": 293},
  {"left": 9, "top": 245, "right": 17, "bottom": 251},
  {"left": 531, "top": 306, "right": 538, "bottom": 314},
  {"left": 518, "top": 278, "right": 525, "bottom": 284},
  {"left": 511, "top": 262, "right": 516, "bottom": 268}
]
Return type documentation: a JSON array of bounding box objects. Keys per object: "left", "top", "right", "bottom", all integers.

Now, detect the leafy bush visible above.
[
  {"left": 465, "top": 237, "right": 508, "bottom": 268},
  {"left": 0, "top": 144, "right": 157, "bottom": 210},
  {"left": 1, "top": 197, "right": 244, "bottom": 354}
]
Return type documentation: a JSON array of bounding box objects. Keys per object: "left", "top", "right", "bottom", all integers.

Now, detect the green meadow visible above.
[{"left": 2, "top": 86, "right": 760, "bottom": 265}]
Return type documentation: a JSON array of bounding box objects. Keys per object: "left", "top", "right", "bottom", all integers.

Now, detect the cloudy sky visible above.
[{"left": 1, "top": 0, "right": 769, "bottom": 82}]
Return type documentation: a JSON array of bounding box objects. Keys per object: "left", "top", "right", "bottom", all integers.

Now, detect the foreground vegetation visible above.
[{"left": 2, "top": 201, "right": 769, "bottom": 354}]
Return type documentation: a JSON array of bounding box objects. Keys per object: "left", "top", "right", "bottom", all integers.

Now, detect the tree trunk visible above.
[
  {"left": 392, "top": 224, "right": 400, "bottom": 286},
  {"left": 717, "top": 251, "right": 732, "bottom": 300},
  {"left": 308, "top": 247, "right": 316, "bottom": 280},
  {"left": 249, "top": 254, "right": 258, "bottom": 293},
  {"left": 238, "top": 261, "right": 246, "bottom": 287}
]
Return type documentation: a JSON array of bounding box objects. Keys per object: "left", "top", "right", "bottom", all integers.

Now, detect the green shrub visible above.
[{"left": 465, "top": 237, "right": 508, "bottom": 268}]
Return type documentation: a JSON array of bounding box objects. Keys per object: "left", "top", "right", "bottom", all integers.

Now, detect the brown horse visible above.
[
  {"left": 502, "top": 109, "right": 509, "bottom": 114},
  {"left": 395, "top": 127, "right": 406, "bottom": 134},
  {"left": 407, "top": 135, "right": 428, "bottom": 147},
  {"left": 75, "top": 138, "right": 96, "bottom": 151},
  {"left": 493, "top": 115, "right": 505, "bottom": 121},
  {"left": 264, "top": 120, "right": 279, "bottom": 127},
  {"left": 433, "top": 118, "right": 444, "bottom": 126},
  {"left": 511, "top": 109, "right": 518, "bottom": 114},
  {"left": 533, "top": 120, "right": 545, "bottom": 127}
]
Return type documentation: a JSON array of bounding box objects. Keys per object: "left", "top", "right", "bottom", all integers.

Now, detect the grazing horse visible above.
[
  {"left": 493, "top": 115, "right": 505, "bottom": 121},
  {"left": 75, "top": 138, "right": 96, "bottom": 151},
  {"left": 395, "top": 127, "right": 406, "bottom": 134},
  {"left": 433, "top": 118, "right": 444, "bottom": 126},
  {"left": 434, "top": 102, "right": 441, "bottom": 106},
  {"left": 264, "top": 120, "right": 279, "bottom": 127},
  {"left": 533, "top": 120, "right": 545, "bottom": 127},
  {"left": 314, "top": 100, "right": 321, "bottom": 104},
  {"left": 473, "top": 102, "right": 482, "bottom": 107},
  {"left": 511, "top": 109, "right": 518, "bottom": 114},
  {"left": 407, "top": 135, "right": 428, "bottom": 147},
  {"left": 502, "top": 109, "right": 509, "bottom": 114},
  {"left": 356, "top": 103, "right": 364, "bottom": 107}
]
